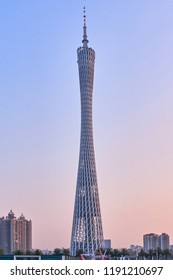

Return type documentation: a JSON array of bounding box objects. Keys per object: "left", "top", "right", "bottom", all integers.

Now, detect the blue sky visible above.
[{"left": 0, "top": 0, "right": 173, "bottom": 250}]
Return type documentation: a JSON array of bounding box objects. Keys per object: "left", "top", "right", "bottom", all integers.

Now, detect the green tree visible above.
[
  {"left": 112, "top": 249, "right": 121, "bottom": 259},
  {"left": 156, "top": 247, "right": 162, "bottom": 260},
  {"left": 26, "top": 250, "right": 32, "bottom": 255},
  {"left": 13, "top": 250, "right": 24, "bottom": 255},
  {"left": 61, "top": 248, "right": 70, "bottom": 256},
  {"left": 75, "top": 249, "right": 84, "bottom": 257},
  {"left": 138, "top": 249, "right": 146, "bottom": 260},
  {"left": 0, "top": 248, "right": 4, "bottom": 255},
  {"left": 33, "top": 249, "right": 42, "bottom": 255},
  {"left": 162, "top": 249, "right": 171, "bottom": 260},
  {"left": 53, "top": 248, "right": 62, "bottom": 255},
  {"left": 120, "top": 248, "right": 129, "bottom": 258},
  {"left": 104, "top": 248, "right": 113, "bottom": 259},
  {"left": 148, "top": 249, "right": 155, "bottom": 260}
]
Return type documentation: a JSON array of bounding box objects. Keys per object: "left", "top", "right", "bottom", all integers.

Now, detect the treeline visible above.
[
  {"left": 103, "top": 248, "right": 172, "bottom": 260},
  {"left": 0, "top": 247, "right": 172, "bottom": 259}
]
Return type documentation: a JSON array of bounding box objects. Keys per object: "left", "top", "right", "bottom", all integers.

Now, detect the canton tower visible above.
[{"left": 70, "top": 8, "right": 104, "bottom": 256}]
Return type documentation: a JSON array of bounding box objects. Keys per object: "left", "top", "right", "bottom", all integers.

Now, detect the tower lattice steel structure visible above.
[{"left": 70, "top": 8, "right": 104, "bottom": 256}]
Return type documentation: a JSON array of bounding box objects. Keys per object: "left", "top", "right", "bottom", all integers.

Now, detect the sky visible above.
[{"left": 0, "top": 0, "right": 173, "bottom": 250}]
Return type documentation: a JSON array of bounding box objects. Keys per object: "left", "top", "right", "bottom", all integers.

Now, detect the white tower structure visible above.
[{"left": 70, "top": 8, "right": 104, "bottom": 256}]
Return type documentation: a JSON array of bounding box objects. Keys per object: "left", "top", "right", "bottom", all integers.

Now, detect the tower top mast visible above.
[{"left": 82, "top": 6, "right": 89, "bottom": 47}]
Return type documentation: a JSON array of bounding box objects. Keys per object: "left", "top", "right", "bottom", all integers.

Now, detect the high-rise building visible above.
[
  {"left": 143, "top": 232, "right": 170, "bottom": 252},
  {"left": 0, "top": 210, "right": 32, "bottom": 254},
  {"left": 158, "top": 233, "right": 170, "bottom": 251},
  {"left": 143, "top": 233, "right": 158, "bottom": 252},
  {"left": 70, "top": 8, "right": 104, "bottom": 256},
  {"left": 103, "top": 239, "right": 111, "bottom": 249}
]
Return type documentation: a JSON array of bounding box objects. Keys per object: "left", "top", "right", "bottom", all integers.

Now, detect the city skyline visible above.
[{"left": 0, "top": 1, "right": 173, "bottom": 250}]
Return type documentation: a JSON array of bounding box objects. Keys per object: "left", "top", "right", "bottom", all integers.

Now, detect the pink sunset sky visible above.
[{"left": 0, "top": 0, "right": 173, "bottom": 250}]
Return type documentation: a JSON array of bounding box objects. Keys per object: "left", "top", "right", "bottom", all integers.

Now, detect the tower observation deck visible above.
[{"left": 70, "top": 8, "right": 104, "bottom": 256}]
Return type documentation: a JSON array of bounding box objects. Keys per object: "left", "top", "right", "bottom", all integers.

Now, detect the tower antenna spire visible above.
[{"left": 82, "top": 6, "right": 89, "bottom": 47}]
